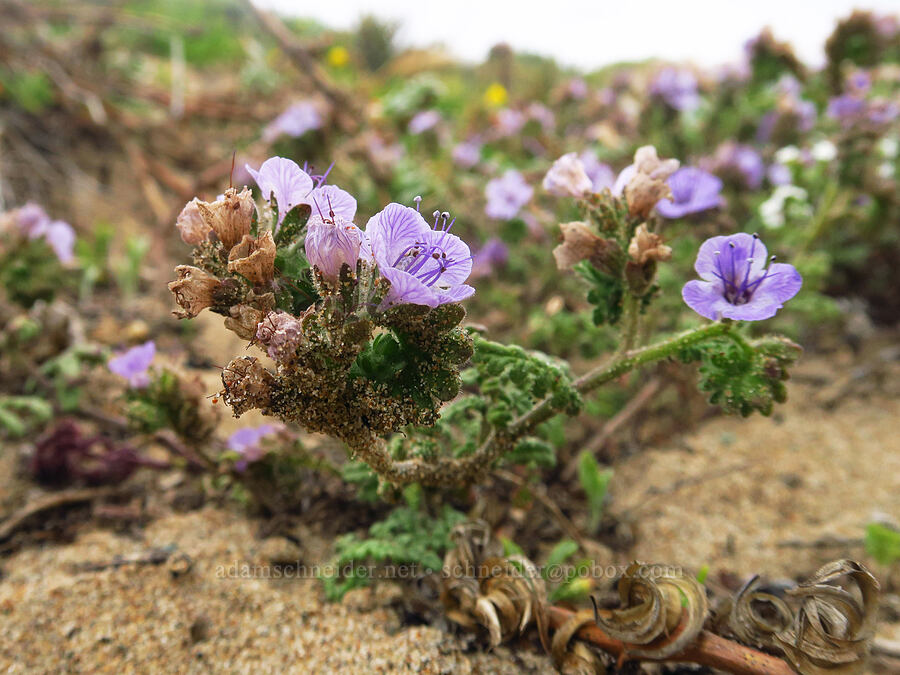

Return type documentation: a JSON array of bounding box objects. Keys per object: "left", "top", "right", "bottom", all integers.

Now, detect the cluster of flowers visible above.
[
  {"left": 543, "top": 146, "right": 802, "bottom": 322},
  {"left": 0, "top": 203, "right": 75, "bottom": 262}
]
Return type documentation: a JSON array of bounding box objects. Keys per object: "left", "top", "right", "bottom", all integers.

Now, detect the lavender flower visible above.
[
  {"left": 682, "top": 233, "right": 802, "bottom": 321},
  {"left": 767, "top": 163, "right": 792, "bottom": 186},
  {"left": 543, "top": 153, "right": 592, "bottom": 197},
  {"left": 14, "top": 203, "right": 76, "bottom": 262},
  {"left": 263, "top": 101, "right": 322, "bottom": 142},
  {"left": 470, "top": 237, "right": 509, "bottom": 279},
  {"left": 365, "top": 202, "right": 474, "bottom": 308},
  {"left": 566, "top": 78, "right": 588, "bottom": 100},
  {"left": 108, "top": 340, "right": 156, "bottom": 388},
  {"left": 707, "top": 143, "right": 765, "bottom": 189},
  {"left": 485, "top": 170, "right": 533, "bottom": 220},
  {"left": 579, "top": 151, "right": 615, "bottom": 192},
  {"left": 494, "top": 108, "right": 526, "bottom": 137},
  {"left": 650, "top": 67, "right": 700, "bottom": 111},
  {"left": 655, "top": 167, "right": 724, "bottom": 219},
  {"left": 452, "top": 138, "right": 482, "bottom": 168},
  {"left": 305, "top": 212, "right": 370, "bottom": 281},
  {"left": 246, "top": 157, "right": 313, "bottom": 227},
  {"left": 227, "top": 424, "right": 279, "bottom": 471},
  {"left": 408, "top": 110, "right": 441, "bottom": 135},
  {"left": 308, "top": 184, "right": 357, "bottom": 221},
  {"left": 527, "top": 103, "right": 555, "bottom": 133}
]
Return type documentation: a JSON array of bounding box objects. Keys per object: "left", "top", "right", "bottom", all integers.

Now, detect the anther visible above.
[{"left": 413, "top": 195, "right": 422, "bottom": 212}]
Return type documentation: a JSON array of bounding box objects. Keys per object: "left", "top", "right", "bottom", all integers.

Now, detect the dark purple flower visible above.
[
  {"left": 108, "top": 340, "right": 156, "bottom": 388},
  {"left": 470, "top": 237, "right": 509, "bottom": 279},
  {"left": 228, "top": 424, "right": 279, "bottom": 471},
  {"left": 682, "top": 233, "right": 802, "bottom": 321},
  {"left": 408, "top": 110, "right": 442, "bottom": 135},
  {"left": 656, "top": 167, "right": 723, "bottom": 218},
  {"left": 485, "top": 170, "right": 533, "bottom": 220},
  {"left": 263, "top": 101, "right": 322, "bottom": 142},
  {"left": 650, "top": 67, "right": 700, "bottom": 111},
  {"left": 246, "top": 156, "right": 314, "bottom": 227},
  {"left": 365, "top": 202, "right": 474, "bottom": 308}
]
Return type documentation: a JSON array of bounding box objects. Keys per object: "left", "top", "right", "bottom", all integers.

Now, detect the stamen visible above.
[{"left": 413, "top": 195, "right": 422, "bottom": 212}]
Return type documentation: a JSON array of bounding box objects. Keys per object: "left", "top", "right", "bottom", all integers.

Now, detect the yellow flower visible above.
[
  {"left": 483, "top": 82, "right": 508, "bottom": 108},
  {"left": 327, "top": 45, "right": 350, "bottom": 68}
]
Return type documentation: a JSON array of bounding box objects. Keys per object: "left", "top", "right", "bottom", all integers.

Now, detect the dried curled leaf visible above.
[
  {"left": 440, "top": 520, "right": 548, "bottom": 648},
  {"left": 727, "top": 574, "right": 794, "bottom": 648},
  {"left": 774, "top": 560, "right": 879, "bottom": 675},
  {"left": 593, "top": 562, "right": 708, "bottom": 659},
  {"left": 551, "top": 609, "right": 605, "bottom": 675}
]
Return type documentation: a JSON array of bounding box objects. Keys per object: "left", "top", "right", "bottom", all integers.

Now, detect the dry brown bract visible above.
[
  {"left": 624, "top": 146, "right": 679, "bottom": 219},
  {"left": 196, "top": 187, "right": 255, "bottom": 250},
  {"left": 553, "top": 221, "right": 620, "bottom": 274},
  {"left": 222, "top": 356, "right": 275, "bottom": 416},
  {"left": 168, "top": 265, "right": 220, "bottom": 318},
  {"left": 228, "top": 232, "right": 276, "bottom": 286},
  {"left": 628, "top": 224, "right": 672, "bottom": 264}
]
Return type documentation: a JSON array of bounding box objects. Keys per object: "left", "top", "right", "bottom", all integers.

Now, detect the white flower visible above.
[
  {"left": 877, "top": 162, "right": 895, "bottom": 179},
  {"left": 878, "top": 136, "right": 898, "bottom": 159},
  {"left": 810, "top": 140, "right": 837, "bottom": 162},
  {"left": 774, "top": 145, "right": 801, "bottom": 164},
  {"left": 542, "top": 153, "right": 593, "bottom": 198},
  {"left": 759, "top": 185, "right": 808, "bottom": 229}
]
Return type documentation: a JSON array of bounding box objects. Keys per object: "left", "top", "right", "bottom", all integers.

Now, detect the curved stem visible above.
[{"left": 351, "top": 321, "right": 732, "bottom": 486}]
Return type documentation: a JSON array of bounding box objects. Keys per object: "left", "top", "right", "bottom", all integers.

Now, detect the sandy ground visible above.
[{"left": 0, "top": 346, "right": 898, "bottom": 673}]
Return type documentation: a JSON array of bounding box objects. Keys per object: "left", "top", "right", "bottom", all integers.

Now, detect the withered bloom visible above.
[
  {"left": 628, "top": 224, "right": 672, "bottom": 264},
  {"left": 618, "top": 146, "right": 680, "bottom": 219},
  {"left": 553, "top": 221, "right": 620, "bottom": 274},
  {"left": 168, "top": 265, "right": 221, "bottom": 318},
  {"left": 222, "top": 356, "right": 275, "bottom": 416},
  {"left": 196, "top": 187, "right": 255, "bottom": 251},
  {"left": 227, "top": 231, "right": 276, "bottom": 285},
  {"left": 224, "top": 303, "right": 268, "bottom": 341},
  {"left": 256, "top": 311, "right": 306, "bottom": 363}
]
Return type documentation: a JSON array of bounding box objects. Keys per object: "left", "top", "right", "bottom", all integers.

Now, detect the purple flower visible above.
[
  {"left": 365, "top": 203, "right": 474, "bottom": 308},
  {"left": 656, "top": 167, "right": 724, "bottom": 219},
  {"left": 708, "top": 143, "right": 765, "bottom": 189},
  {"left": 767, "top": 163, "right": 792, "bottom": 186},
  {"left": 227, "top": 424, "right": 279, "bottom": 471},
  {"left": 263, "top": 101, "right": 322, "bottom": 142},
  {"left": 827, "top": 94, "right": 866, "bottom": 121},
  {"left": 485, "top": 170, "right": 533, "bottom": 220},
  {"left": 14, "top": 203, "right": 76, "bottom": 262},
  {"left": 108, "top": 340, "right": 156, "bottom": 388},
  {"left": 307, "top": 184, "right": 357, "bottom": 222},
  {"left": 452, "top": 138, "right": 482, "bottom": 168},
  {"left": 494, "top": 108, "right": 526, "bottom": 137},
  {"left": 650, "top": 67, "right": 700, "bottom": 111},
  {"left": 246, "top": 156, "right": 314, "bottom": 227},
  {"left": 682, "top": 233, "right": 802, "bottom": 321},
  {"left": 579, "top": 151, "right": 615, "bottom": 192},
  {"left": 470, "top": 237, "right": 509, "bottom": 280},
  {"left": 408, "top": 110, "right": 442, "bottom": 135},
  {"left": 305, "top": 213, "right": 370, "bottom": 281},
  {"left": 526, "top": 103, "right": 555, "bottom": 133},
  {"left": 566, "top": 78, "right": 588, "bottom": 100}
]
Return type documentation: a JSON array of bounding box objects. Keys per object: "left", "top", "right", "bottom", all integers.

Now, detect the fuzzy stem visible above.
[{"left": 353, "top": 321, "right": 732, "bottom": 486}]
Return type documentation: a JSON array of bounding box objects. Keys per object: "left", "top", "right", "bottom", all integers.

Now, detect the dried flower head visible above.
[
  {"left": 176, "top": 198, "right": 210, "bottom": 245},
  {"left": 224, "top": 303, "right": 269, "bottom": 341},
  {"left": 543, "top": 153, "right": 593, "bottom": 198},
  {"left": 168, "top": 265, "right": 221, "bottom": 318},
  {"left": 196, "top": 187, "right": 255, "bottom": 250},
  {"left": 227, "top": 231, "right": 276, "bottom": 285},
  {"left": 628, "top": 224, "right": 672, "bottom": 264},
  {"left": 222, "top": 356, "right": 276, "bottom": 416},
  {"left": 553, "top": 221, "right": 619, "bottom": 273},
  {"left": 614, "top": 146, "right": 680, "bottom": 218}
]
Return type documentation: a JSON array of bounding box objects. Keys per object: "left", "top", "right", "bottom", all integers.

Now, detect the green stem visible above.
[{"left": 619, "top": 293, "right": 641, "bottom": 352}]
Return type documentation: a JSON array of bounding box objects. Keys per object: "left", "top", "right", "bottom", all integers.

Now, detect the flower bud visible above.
[
  {"left": 196, "top": 187, "right": 255, "bottom": 251},
  {"left": 543, "top": 153, "right": 593, "bottom": 197},
  {"left": 304, "top": 214, "right": 366, "bottom": 281},
  {"left": 227, "top": 231, "right": 276, "bottom": 285},
  {"left": 176, "top": 198, "right": 211, "bottom": 245}
]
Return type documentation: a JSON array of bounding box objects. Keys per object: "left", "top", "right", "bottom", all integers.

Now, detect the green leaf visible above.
[
  {"left": 578, "top": 452, "right": 612, "bottom": 531},
  {"left": 865, "top": 522, "right": 900, "bottom": 566}
]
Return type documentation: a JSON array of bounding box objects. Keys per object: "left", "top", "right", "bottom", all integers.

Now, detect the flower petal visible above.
[
  {"left": 380, "top": 266, "right": 439, "bottom": 308},
  {"left": 365, "top": 203, "right": 430, "bottom": 268},
  {"left": 682, "top": 279, "right": 730, "bottom": 320},
  {"left": 308, "top": 185, "right": 357, "bottom": 221},
  {"left": 246, "top": 157, "right": 314, "bottom": 224}
]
